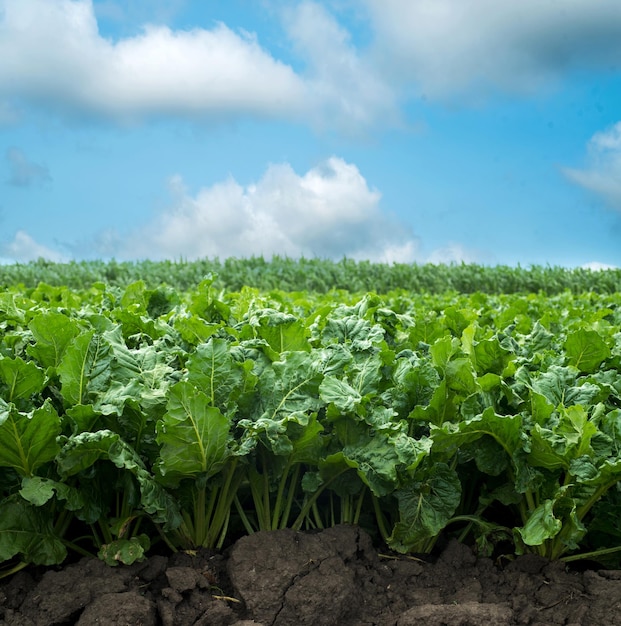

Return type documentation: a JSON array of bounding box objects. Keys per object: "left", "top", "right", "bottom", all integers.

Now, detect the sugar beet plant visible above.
[{"left": 2, "top": 278, "right": 621, "bottom": 578}]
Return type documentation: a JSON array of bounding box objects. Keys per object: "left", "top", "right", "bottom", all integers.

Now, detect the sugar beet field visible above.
[{"left": 2, "top": 259, "right": 621, "bottom": 625}]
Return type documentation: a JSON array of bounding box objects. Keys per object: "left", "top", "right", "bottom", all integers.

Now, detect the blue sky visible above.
[{"left": 1, "top": 0, "right": 621, "bottom": 268}]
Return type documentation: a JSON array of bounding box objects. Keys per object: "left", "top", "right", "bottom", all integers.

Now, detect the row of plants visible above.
[
  {"left": 2, "top": 279, "right": 621, "bottom": 577},
  {"left": 2, "top": 257, "right": 621, "bottom": 294}
]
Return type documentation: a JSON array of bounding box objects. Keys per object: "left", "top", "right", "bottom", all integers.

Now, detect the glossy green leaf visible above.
[
  {"left": 155, "top": 381, "right": 231, "bottom": 482},
  {"left": 565, "top": 329, "right": 610, "bottom": 373},
  {"left": 0, "top": 356, "right": 46, "bottom": 402},
  {"left": 0, "top": 400, "right": 61, "bottom": 477}
]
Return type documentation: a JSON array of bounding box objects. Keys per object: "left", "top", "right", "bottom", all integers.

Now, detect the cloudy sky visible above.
[{"left": 1, "top": 0, "right": 621, "bottom": 267}]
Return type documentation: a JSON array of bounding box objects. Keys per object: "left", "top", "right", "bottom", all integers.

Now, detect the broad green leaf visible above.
[
  {"left": 444, "top": 358, "right": 479, "bottom": 397},
  {"left": 0, "top": 400, "right": 61, "bottom": 477},
  {"left": 531, "top": 366, "right": 603, "bottom": 408},
  {"left": 516, "top": 499, "right": 562, "bottom": 546},
  {"left": 20, "top": 476, "right": 86, "bottom": 513},
  {"left": 431, "top": 407, "right": 524, "bottom": 465},
  {"left": 343, "top": 432, "right": 431, "bottom": 497},
  {"left": 430, "top": 336, "right": 460, "bottom": 369},
  {"left": 27, "top": 311, "right": 80, "bottom": 369},
  {"left": 174, "top": 313, "right": 221, "bottom": 346},
  {"left": 0, "top": 356, "right": 46, "bottom": 402},
  {"left": 470, "top": 335, "right": 513, "bottom": 375},
  {"left": 0, "top": 293, "right": 25, "bottom": 324},
  {"left": 186, "top": 338, "right": 244, "bottom": 410},
  {"left": 252, "top": 309, "right": 309, "bottom": 354},
  {"left": 65, "top": 404, "right": 100, "bottom": 433},
  {"left": 320, "top": 376, "right": 361, "bottom": 412},
  {"left": 565, "top": 329, "right": 610, "bottom": 373},
  {"left": 156, "top": 381, "right": 231, "bottom": 482},
  {"left": 58, "top": 429, "right": 181, "bottom": 529},
  {"left": 0, "top": 498, "right": 67, "bottom": 565},
  {"left": 58, "top": 330, "right": 112, "bottom": 406},
  {"left": 321, "top": 315, "right": 385, "bottom": 352},
  {"left": 388, "top": 463, "right": 461, "bottom": 553},
  {"left": 257, "top": 351, "right": 323, "bottom": 420}
]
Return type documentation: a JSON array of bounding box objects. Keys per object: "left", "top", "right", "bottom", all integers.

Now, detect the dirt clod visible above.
[{"left": 2, "top": 525, "right": 621, "bottom": 625}]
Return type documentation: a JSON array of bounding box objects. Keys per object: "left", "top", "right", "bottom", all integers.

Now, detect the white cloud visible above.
[
  {"left": 0, "top": 0, "right": 307, "bottom": 122},
  {"left": 563, "top": 122, "right": 621, "bottom": 211},
  {"left": 100, "top": 157, "right": 419, "bottom": 262},
  {"left": 363, "top": 0, "right": 621, "bottom": 99},
  {"left": 426, "top": 243, "right": 478, "bottom": 265},
  {"left": 0, "top": 0, "right": 398, "bottom": 130},
  {"left": 1, "top": 231, "right": 68, "bottom": 262},
  {"left": 283, "top": 2, "right": 398, "bottom": 131},
  {"left": 581, "top": 261, "right": 618, "bottom": 271},
  {"left": 5, "top": 147, "right": 51, "bottom": 187}
]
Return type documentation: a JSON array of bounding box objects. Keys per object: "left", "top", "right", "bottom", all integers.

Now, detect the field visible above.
[{"left": 2, "top": 259, "right": 621, "bottom": 624}]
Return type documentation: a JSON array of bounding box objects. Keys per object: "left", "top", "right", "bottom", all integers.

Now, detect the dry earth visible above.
[{"left": 2, "top": 525, "right": 621, "bottom": 625}]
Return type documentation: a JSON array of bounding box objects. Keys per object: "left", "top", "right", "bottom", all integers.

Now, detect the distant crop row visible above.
[
  {"left": 1, "top": 257, "right": 621, "bottom": 294},
  {"left": 2, "top": 278, "right": 621, "bottom": 578}
]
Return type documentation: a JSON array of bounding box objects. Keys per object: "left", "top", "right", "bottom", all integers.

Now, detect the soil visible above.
[{"left": 1, "top": 525, "right": 621, "bottom": 625}]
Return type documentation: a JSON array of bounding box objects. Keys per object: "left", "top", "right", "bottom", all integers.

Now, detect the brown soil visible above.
[{"left": 2, "top": 525, "right": 621, "bottom": 625}]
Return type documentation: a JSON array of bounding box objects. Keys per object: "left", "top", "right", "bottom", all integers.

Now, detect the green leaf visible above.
[
  {"left": 258, "top": 351, "right": 323, "bottom": 421},
  {"left": 531, "top": 365, "right": 602, "bottom": 408},
  {"left": 0, "top": 498, "right": 67, "bottom": 565},
  {"left": 565, "top": 329, "right": 610, "bottom": 373},
  {"left": 20, "top": 476, "right": 85, "bottom": 513},
  {"left": 156, "top": 381, "right": 232, "bottom": 483},
  {"left": 98, "top": 535, "right": 150, "bottom": 566},
  {"left": 27, "top": 311, "right": 80, "bottom": 369},
  {"left": 320, "top": 376, "right": 361, "bottom": 412},
  {"left": 57, "top": 429, "right": 181, "bottom": 529},
  {"left": 431, "top": 407, "right": 524, "bottom": 467},
  {"left": 322, "top": 315, "right": 385, "bottom": 352},
  {"left": 251, "top": 309, "right": 309, "bottom": 354},
  {"left": 342, "top": 432, "right": 431, "bottom": 497},
  {"left": 58, "top": 330, "right": 112, "bottom": 406},
  {"left": 516, "top": 499, "right": 562, "bottom": 546},
  {"left": 388, "top": 463, "right": 462, "bottom": 553},
  {"left": 0, "top": 400, "right": 61, "bottom": 477},
  {"left": 0, "top": 356, "right": 46, "bottom": 402},
  {"left": 186, "top": 338, "right": 244, "bottom": 410}
]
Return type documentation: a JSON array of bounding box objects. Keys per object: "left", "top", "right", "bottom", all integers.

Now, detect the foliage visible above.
[
  {"left": 2, "top": 256, "right": 621, "bottom": 294},
  {"left": 2, "top": 267, "right": 621, "bottom": 575}
]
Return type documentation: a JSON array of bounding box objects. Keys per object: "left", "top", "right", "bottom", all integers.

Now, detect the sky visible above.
[{"left": 1, "top": 0, "right": 621, "bottom": 268}]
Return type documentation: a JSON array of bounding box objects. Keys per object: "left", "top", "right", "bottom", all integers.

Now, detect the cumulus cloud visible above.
[
  {"left": 363, "top": 0, "right": 621, "bottom": 99},
  {"left": 98, "top": 157, "right": 419, "bottom": 262},
  {"left": 0, "top": 0, "right": 307, "bottom": 122},
  {"left": 563, "top": 122, "right": 621, "bottom": 211},
  {"left": 5, "top": 147, "right": 51, "bottom": 187},
  {"left": 1, "top": 230, "right": 68, "bottom": 262},
  {"left": 0, "top": 0, "right": 398, "bottom": 129}
]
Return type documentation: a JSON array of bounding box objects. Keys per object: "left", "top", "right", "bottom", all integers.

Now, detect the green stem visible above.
[
  {"left": 372, "top": 496, "right": 390, "bottom": 544},
  {"left": 311, "top": 501, "right": 324, "bottom": 530},
  {"left": 194, "top": 485, "right": 208, "bottom": 547},
  {"left": 234, "top": 495, "right": 256, "bottom": 534},
  {"left": 62, "top": 539, "right": 96, "bottom": 559},
  {"left": 205, "top": 458, "right": 241, "bottom": 548},
  {"left": 0, "top": 561, "right": 28, "bottom": 580},
  {"left": 279, "top": 464, "right": 300, "bottom": 530},
  {"left": 291, "top": 467, "right": 350, "bottom": 530},
  {"left": 353, "top": 487, "right": 366, "bottom": 526},
  {"left": 272, "top": 458, "right": 294, "bottom": 529},
  {"left": 561, "top": 545, "right": 621, "bottom": 563}
]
